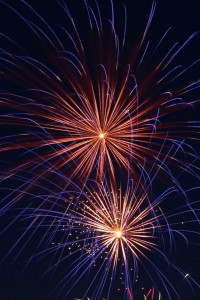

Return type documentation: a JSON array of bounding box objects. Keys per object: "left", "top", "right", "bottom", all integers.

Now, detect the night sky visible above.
[{"left": 0, "top": 0, "right": 200, "bottom": 299}]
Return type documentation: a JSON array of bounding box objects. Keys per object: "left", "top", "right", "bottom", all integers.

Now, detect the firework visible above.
[
  {"left": 0, "top": 0, "right": 199, "bottom": 184},
  {"left": 2, "top": 171, "right": 199, "bottom": 299}
]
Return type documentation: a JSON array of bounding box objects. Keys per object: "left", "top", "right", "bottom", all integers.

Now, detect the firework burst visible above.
[
  {"left": 2, "top": 172, "right": 199, "bottom": 299},
  {"left": 0, "top": 0, "right": 199, "bottom": 183}
]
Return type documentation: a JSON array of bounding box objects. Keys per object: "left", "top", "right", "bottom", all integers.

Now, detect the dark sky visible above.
[{"left": 0, "top": 0, "right": 200, "bottom": 299}]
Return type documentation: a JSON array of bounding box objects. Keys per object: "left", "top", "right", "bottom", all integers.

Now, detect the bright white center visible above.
[
  {"left": 115, "top": 230, "right": 122, "bottom": 238},
  {"left": 99, "top": 133, "right": 105, "bottom": 139}
]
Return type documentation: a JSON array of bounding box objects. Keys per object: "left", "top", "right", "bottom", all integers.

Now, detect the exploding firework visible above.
[
  {"left": 0, "top": 0, "right": 199, "bottom": 184},
  {"left": 2, "top": 171, "right": 199, "bottom": 299}
]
